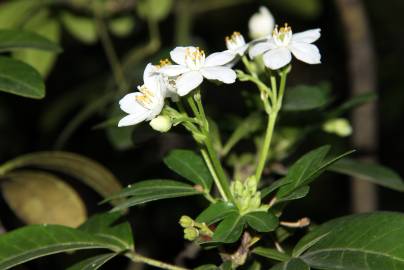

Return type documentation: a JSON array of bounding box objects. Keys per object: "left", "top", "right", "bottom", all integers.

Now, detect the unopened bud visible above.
[
  {"left": 231, "top": 180, "right": 244, "bottom": 196},
  {"left": 179, "top": 215, "right": 194, "bottom": 228},
  {"left": 323, "top": 118, "right": 352, "bottom": 137},
  {"left": 248, "top": 6, "right": 275, "bottom": 39},
  {"left": 184, "top": 227, "right": 199, "bottom": 241},
  {"left": 246, "top": 176, "right": 258, "bottom": 194},
  {"left": 150, "top": 115, "right": 172, "bottom": 132},
  {"left": 249, "top": 193, "right": 261, "bottom": 209}
]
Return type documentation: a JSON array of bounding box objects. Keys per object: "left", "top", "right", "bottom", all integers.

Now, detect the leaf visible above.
[
  {"left": 79, "top": 212, "right": 134, "bottom": 250},
  {"left": 329, "top": 92, "right": 377, "bottom": 118},
  {"left": 296, "top": 212, "right": 404, "bottom": 270},
  {"left": 0, "top": 56, "right": 45, "bottom": 99},
  {"left": 0, "top": 151, "right": 123, "bottom": 205},
  {"left": 252, "top": 247, "right": 290, "bottom": 262},
  {"left": 164, "top": 149, "right": 213, "bottom": 190},
  {"left": 106, "top": 180, "right": 201, "bottom": 212},
  {"left": 61, "top": 12, "right": 97, "bottom": 44},
  {"left": 0, "top": 29, "right": 61, "bottom": 52},
  {"left": 0, "top": 225, "right": 126, "bottom": 270},
  {"left": 244, "top": 211, "right": 278, "bottom": 232},
  {"left": 136, "top": 0, "right": 173, "bottom": 21},
  {"left": 283, "top": 83, "right": 330, "bottom": 111},
  {"left": 0, "top": 0, "right": 41, "bottom": 28},
  {"left": 67, "top": 253, "right": 118, "bottom": 270},
  {"left": 212, "top": 213, "right": 245, "bottom": 243},
  {"left": 1, "top": 170, "right": 86, "bottom": 227},
  {"left": 108, "top": 16, "right": 135, "bottom": 37},
  {"left": 194, "top": 265, "right": 218, "bottom": 270},
  {"left": 196, "top": 201, "right": 238, "bottom": 225},
  {"left": 329, "top": 158, "right": 404, "bottom": 191},
  {"left": 270, "top": 258, "right": 310, "bottom": 270},
  {"left": 276, "top": 186, "right": 310, "bottom": 203},
  {"left": 260, "top": 179, "right": 288, "bottom": 199}
]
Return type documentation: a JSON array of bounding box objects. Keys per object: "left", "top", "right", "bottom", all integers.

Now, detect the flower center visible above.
[
  {"left": 136, "top": 85, "right": 155, "bottom": 109},
  {"left": 184, "top": 47, "right": 205, "bottom": 70},
  {"left": 273, "top": 23, "right": 292, "bottom": 47},
  {"left": 156, "top": 58, "right": 172, "bottom": 69},
  {"left": 225, "top": 31, "right": 245, "bottom": 51}
]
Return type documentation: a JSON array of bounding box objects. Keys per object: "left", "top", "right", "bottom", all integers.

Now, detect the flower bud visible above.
[
  {"left": 322, "top": 118, "right": 352, "bottom": 137},
  {"left": 249, "top": 193, "right": 261, "bottom": 210},
  {"left": 184, "top": 227, "right": 199, "bottom": 241},
  {"left": 231, "top": 180, "right": 244, "bottom": 197},
  {"left": 149, "top": 115, "right": 172, "bottom": 132},
  {"left": 179, "top": 215, "right": 194, "bottom": 228},
  {"left": 246, "top": 176, "right": 258, "bottom": 194},
  {"left": 248, "top": 6, "right": 275, "bottom": 39}
]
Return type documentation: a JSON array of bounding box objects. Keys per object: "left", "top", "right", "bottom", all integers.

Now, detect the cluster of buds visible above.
[
  {"left": 179, "top": 215, "right": 213, "bottom": 241},
  {"left": 230, "top": 176, "right": 269, "bottom": 215}
]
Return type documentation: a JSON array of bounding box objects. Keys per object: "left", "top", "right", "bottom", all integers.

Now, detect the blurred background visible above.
[{"left": 0, "top": 0, "right": 403, "bottom": 269}]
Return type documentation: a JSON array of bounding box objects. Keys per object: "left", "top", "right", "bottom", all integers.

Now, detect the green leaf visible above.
[
  {"left": 0, "top": 0, "right": 41, "bottom": 28},
  {"left": 270, "top": 258, "right": 310, "bottom": 270},
  {"left": 244, "top": 211, "right": 278, "bottom": 232},
  {"left": 329, "top": 158, "right": 404, "bottom": 191},
  {"left": 196, "top": 201, "right": 238, "bottom": 225},
  {"left": 136, "top": 0, "right": 173, "bottom": 21},
  {"left": 329, "top": 92, "right": 377, "bottom": 118},
  {"left": 276, "top": 186, "right": 310, "bottom": 203},
  {"left": 283, "top": 83, "right": 330, "bottom": 111},
  {"left": 106, "top": 180, "right": 201, "bottom": 211},
  {"left": 296, "top": 212, "right": 404, "bottom": 270},
  {"left": 252, "top": 247, "right": 290, "bottom": 262},
  {"left": 212, "top": 213, "right": 245, "bottom": 243},
  {"left": 0, "top": 29, "right": 61, "bottom": 52},
  {"left": 61, "top": 12, "right": 97, "bottom": 44},
  {"left": 0, "top": 225, "right": 125, "bottom": 270},
  {"left": 0, "top": 56, "right": 44, "bottom": 99},
  {"left": 164, "top": 149, "right": 213, "bottom": 190},
  {"left": 194, "top": 264, "right": 218, "bottom": 270},
  {"left": 79, "top": 212, "right": 134, "bottom": 250},
  {"left": 67, "top": 253, "right": 118, "bottom": 270},
  {"left": 108, "top": 16, "right": 135, "bottom": 37},
  {"left": 260, "top": 179, "right": 287, "bottom": 199}
]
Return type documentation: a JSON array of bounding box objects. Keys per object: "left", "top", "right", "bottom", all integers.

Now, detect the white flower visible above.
[
  {"left": 249, "top": 24, "right": 321, "bottom": 70},
  {"left": 144, "top": 61, "right": 179, "bottom": 101},
  {"left": 225, "top": 32, "right": 249, "bottom": 56},
  {"left": 118, "top": 72, "right": 165, "bottom": 127},
  {"left": 248, "top": 6, "right": 275, "bottom": 40},
  {"left": 159, "top": 46, "right": 236, "bottom": 96}
]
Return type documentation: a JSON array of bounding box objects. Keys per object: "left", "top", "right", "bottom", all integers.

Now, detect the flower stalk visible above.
[{"left": 127, "top": 252, "right": 188, "bottom": 270}]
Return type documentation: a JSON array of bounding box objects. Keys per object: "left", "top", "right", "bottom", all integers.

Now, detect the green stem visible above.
[
  {"left": 127, "top": 252, "right": 188, "bottom": 270},
  {"left": 201, "top": 149, "right": 226, "bottom": 201}
]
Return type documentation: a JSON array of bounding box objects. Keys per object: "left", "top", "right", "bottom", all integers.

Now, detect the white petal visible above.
[
  {"left": 290, "top": 42, "right": 321, "bottom": 64},
  {"left": 159, "top": 65, "right": 189, "bottom": 76},
  {"left": 263, "top": 47, "right": 292, "bottom": 70},
  {"left": 118, "top": 112, "right": 149, "bottom": 127},
  {"left": 204, "top": 51, "right": 235, "bottom": 67},
  {"left": 235, "top": 44, "right": 249, "bottom": 56},
  {"left": 176, "top": 71, "right": 204, "bottom": 96},
  {"left": 200, "top": 66, "right": 236, "bottom": 84},
  {"left": 249, "top": 40, "right": 276, "bottom": 58},
  {"left": 292, "top": 29, "right": 321, "bottom": 44},
  {"left": 147, "top": 95, "right": 165, "bottom": 120},
  {"left": 119, "top": 93, "right": 146, "bottom": 114},
  {"left": 170, "top": 47, "right": 191, "bottom": 65}
]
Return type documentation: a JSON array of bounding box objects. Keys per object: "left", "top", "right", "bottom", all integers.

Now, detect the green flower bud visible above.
[
  {"left": 231, "top": 180, "right": 244, "bottom": 196},
  {"left": 179, "top": 215, "right": 194, "bottom": 228},
  {"left": 246, "top": 176, "right": 258, "bottom": 194},
  {"left": 184, "top": 227, "right": 199, "bottom": 241},
  {"left": 150, "top": 115, "right": 172, "bottom": 132},
  {"left": 323, "top": 118, "right": 352, "bottom": 137},
  {"left": 249, "top": 193, "right": 261, "bottom": 210}
]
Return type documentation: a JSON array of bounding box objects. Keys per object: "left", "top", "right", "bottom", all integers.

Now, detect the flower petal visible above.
[
  {"left": 204, "top": 51, "right": 235, "bottom": 67},
  {"left": 119, "top": 93, "right": 146, "bottom": 114},
  {"left": 292, "top": 29, "right": 321, "bottom": 44},
  {"left": 143, "top": 63, "right": 157, "bottom": 86},
  {"left": 176, "top": 71, "right": 204, "bottom": 96},
  {"left": 249, "top": 40, "right": 276, "bottom": 58},
  {"left": 290, "top": 42, "right": 321, "bottom": 64},
  {"left": 170, "top": 47, "right": 191, "bottom": 65},
  {"left": 263, "top": 47, "right": 292, "bottom": 70},
  {"left": 200, "top": 66, "right": 236, "bottom": 84},
  {"left": 159, "top": 65, "right": 190, "bottom": 76},
  {"left": 118, "top": 113, "right": 149, "bottom": 127}
]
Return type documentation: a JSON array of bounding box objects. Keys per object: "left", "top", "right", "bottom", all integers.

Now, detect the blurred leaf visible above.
[
  {"left": 283, "top": 83, "right": 331, "bottom": 112},
  {"left": 0, "top": 56, "right": 45, "bottom": 99},
  {"left": 295, "top": 212, "right": 404, "bottom": 270},
  {"left": 271, "top": 0, "right": 322, "bottom": 19},
  {"left": 79, "top": 212, "right": 134, "bottom": 250},
  {"left": 0, "top": 151, "right": 123, "bottom": 205},
  {"left": 108, "top": 16, "right": 135, "bottom": 37},
  {"left": 329, "top": 158, "right": 404, "bottom": 191},
  {"left": 329, "top": 92, "right": 377, "bottom": 118},
  {"left": 136, "top": 0, "right": 173, "bottom": 21},
  {"left": 67, "top": 253, "right": 117, "bottom": 270},
  {"left": 270, "top": 258, "right": 310, "bottom": 270},
  {"left": 196, "top": 201, "right": 238, "bottom": 225},
  {"left": 164, "top": 149, "right": 213, "bottom": 190},
  {"left": 220, "top": 261, "right": 232, "bottom": 270},
  {"left": 61, "top": 12, "right": 97, "bottom": 44},
  {"left": 248, "top": 261, "right": 261, "bottom": 270},
  {"left": 0, "top": 0, "right": 41, "bottom": 28},
  {"left": 244, "top": 211, "right": 278, "bottom": 232},
  {"left": 106, "top": 180, "right": 201, "bottom": 212},
  {"left": 194, "top": 264, "right": 218, "bottom": 270},
  {"left": 212, "top": 213, "right": 245, "bottom": 243},
  {"left": 252, "top": 247, "right": 290, "bottom": 262},
  {"left": 1, "top": 170, "right": 86, "bottom": 227},
  {"left": 0, "top": 225, "right": 127, "bottom": 270},
  {"left": 0, "top": 29, "right": 61, "bottom": 52}
]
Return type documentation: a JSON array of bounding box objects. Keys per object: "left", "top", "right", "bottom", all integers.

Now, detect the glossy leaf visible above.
[
  {"left": 67, "top": 253, "right": 117, "bottom": 270},
  {"left": 164, "top": 149, "right": 213, "bottom": 190},
  {"left": 296, "top": 212, "right": 404, "bottom": 270},
  {"left": 0, "top": 29, "right": 61, "bottom": 52},
  {"left": 0, "top": 56, "right": 45, "bottom": 99},
  {"left": 244, "top": 211, "right": 278, "bottom": 232},
  {"left": 0, "top": 225, "right": 125, "bottom": 270},
  {"left": 329, "top": 158, "right": 404, "bottom": 191},
  {"left": 283, "top": 84, "right": 330, "bottom": 111},
  {"left": 106, "top": 180, "right": 201, "bottom": 211},
  {"left": 252, "top": 247, "right": 290, "bottom": 262},
  {"left": 270, "top": 258, "right": 310, "bottom": 270},
  {"left": 276, "top": 186, "right": 310, "bottom": 203},
  {"left": 212, "top": 213, "right": 245, "bottom": 243},
  {"left": 196, "top": 201, "right": 237, "bottom": 225}
]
